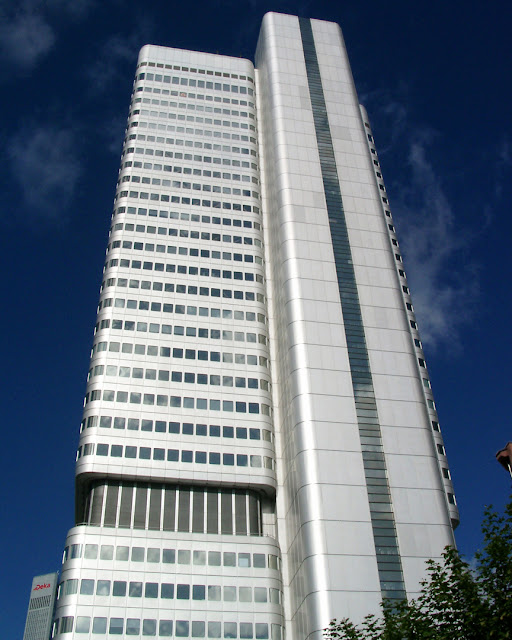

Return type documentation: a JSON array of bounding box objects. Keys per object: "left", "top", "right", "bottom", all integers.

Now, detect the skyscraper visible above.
[
  {"left": 23, "top": 573, "right": 58, "bottom": 640},
  {"left": 51, "top": 12, "right": 458, "bottom": 640}
]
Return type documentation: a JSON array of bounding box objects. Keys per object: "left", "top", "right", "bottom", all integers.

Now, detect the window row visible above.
[
  {"left": 137, "top": 72, "right": 255, "bottom": 97},
  {"left": 101, "top": 279, "right": 263, "bottom": 303},
  {"left": 58, "top": 578, "right": 280, "bottom": 604},
  {"left": 138, "top": 60, "right": 255, "bottom": 84},
  {"left": 128, "top": 120, "right": 256, "bottom": 149},
  {"left": 87, "top": 365, "right": 268, "bottom": 391},
  {"left": 91, "top": 341, "right": 268, "bottom": 368},
  {"left": 119, "top": 177, "right": 257, "bottom": 199},
  {"left": 113, "top": 222, "right": 262, "bottom": 248},
  {"left": 133, "top": 84, "right": 256, "bottom": 111},
  {"left": 84, "top": 391, "right": 271, "bottom": 415},
  {"left": 107, "top": 242, "right": 262, "bottom": 266},
  {"left": 124, "top": 144, "right": 257, "bottom": 171},
  {"left": 78, "top": 442, "right": 274, "bottom": 471},
  {"left": 53, "top": 616, "right": 279, "bottom": 639},
  {"left": 95, "top": 319, "right": 267, "bottom": 344},
  {"left": 131, "top": 121, "right": 255, "bottom": 145},
  {"left": 134, "top": 94, "right": 253, "bottom": 112},
  {"left": 133, "top": 113, "right": 255, "bottom": 136},
  {"left": 132, "top": 104, "right": 253, "bottom": 121},
  {"left": 124, "top": 135, "right": 258, "bottom": 162},
  {"left": 112, "top": 210, "right": 261, "bottom": 231},
  {"left": 122, "top": 162, "right": 255, "bottom": 184},
  {"left": 133, "top": 90, "right": 255, "bottom": 112},
  {"left": 125, "top": 131, "right": 256, "bottom": 160},
  {"left": 98, "top": 301, "right": 264, "bottom": 324},
  {"left": 63, "top": 543, "right": 278, "bottom": 570},
  {"left": 117, "top": 191, "right": 259, "bottom": 209},
  {"left": 81, "top": 415, "right": 272, "bottom": 442},
  {"left": 103, "top": 260, "right": 261, "bottom": 283},
  {"left": 80, "top": 484, "right": 263, "bottom": 535}
]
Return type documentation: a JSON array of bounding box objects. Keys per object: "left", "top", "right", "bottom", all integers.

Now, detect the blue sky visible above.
[{"left": 2, "top": 0, "right": 511, "bottom": 636}]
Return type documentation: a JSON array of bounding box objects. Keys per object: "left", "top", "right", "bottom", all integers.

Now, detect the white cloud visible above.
[
  {"left": 8, "top": 124, "right": 82, "bottom": 221},
  {"left": 99, "top": 114, "right": 128, "bottom": 155},
  {"left": 85, "top": 29, "right": 150, "bottom": 95},
  {"left": 494, "top": 135, "right": 512, "bottom": 199},
  {"left": 391, "top": 137, "right": 480, "bottom": 350},
  {"left": 362, "top": 91, "right": 481, "bottom": 350},
  {"left": 0, "top": 0, "right": 94, "bottom": 70},
  {"left": 0, "top": 10, "right": 55, "bottom": 68},
  {"left": 45, "top": 0, "right": 94, "bottom": 19}
]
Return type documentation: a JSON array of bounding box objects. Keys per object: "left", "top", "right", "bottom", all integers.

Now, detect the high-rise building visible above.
[
  {"left": 23, "top": 573, "right": 58, "bottom": 640},
  {"left": 51, "top": 12, "right": 458, "bottom": 640}
]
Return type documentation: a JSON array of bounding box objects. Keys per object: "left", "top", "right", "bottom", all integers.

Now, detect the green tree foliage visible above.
[{"left": 325, "top": 497, "right": 512, "bottom": 639}]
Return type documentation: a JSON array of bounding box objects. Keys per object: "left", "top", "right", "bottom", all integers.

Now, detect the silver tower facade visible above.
[{"left": 52, "top": 12, "right": 458, "bottom": 640}]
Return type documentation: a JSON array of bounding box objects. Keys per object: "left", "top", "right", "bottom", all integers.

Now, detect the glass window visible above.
[
  {"left": 224, "top": 622, "right": 237, "bottom": 638},
  {"left": 126, "top": 619, "right": 140, "bottom": 636},
  {"left": 239, "top": 553, "right": 251, "bottom": 567},
  {"left": 109, "top": 618, "right": 124, "bottom": 635},
  {"left": 240, "top": 623, "right": 253, "bottom": 639},
  {"left": 80, "top": 579, "right": 94, "bottom": 595},
  {"left": 147, "top": 548, "right": 160, "bottom": 562},
  {"left": 239, "top": 587, "right": 251, "bottom": 602},
  {"left": 129, "top": 582, "right": 143, "bottom": 597},
  {"left": 193, "top": 585, "right": 205, "bottom": 600},
  {"left": 161, "top": 583, "right": 174, "bottom": 599},
  {"left": 113, "top": 581, "right": 126, "bottom": 596},
  {"left": 208, "top": 585, "right": 221, "bottom": 601},
  {"left": 132, "top": 547, "right": 145, "bottom": 561},
  {"left": 159, "top": 621, "right": 173, "bottom": 637},
  {"left": 208, "top": 622, "right": 221, "bottom": 638},
  {"left": 176, "top": 621, "right": 189, "bottom": 637},
  {"left": 143, "top": 619, "right": 157, "bottom": 636},
  {"left": 76, "top": 617, "right": 90, "bottom": 634},
  {"left": 84, "top": 544, "right": 98, "bottom": 559},
  {"left": 177, "top": 584, "right": 190, "bottom": 599},
  {"left": 65, "top": 579, "right": 78, "bottom": 596},
  {"left": 270, "top": 588, "right": 280, "bottom": 604},
  {"left": 145, "top": 582, "right": 158, "bottom": 598},
  {"left": 116, "top": 546, "right": 129, "bottom": 561},
  {"left": 253, "top": 554, "right": 265, "bottom": 568},
  {"left": 100, "top": 545, "right": 114, "bottom": 560},
  {"left": 254, "top": 587, "right": 267, "bottom": 602},
  {"left": 224, "top": 586, "right": 236, "bottom": 601},
  {"left": 163, "top": 548, "right": 175, "bottom": 563},
  {"left": 192, "top": 621, "right": 205, "bottom": 638},
  {"left": 92, "top": 617, "right": 107, "bottom": 634},
  {"left": 60, "top": 617, "right": 74, "bottom": 633},
  {"left": 96, "top": 580, "right": 110, "bottom": 596},
  {"left": 178, "top": 549, "right": 191, "bottom": 564}
]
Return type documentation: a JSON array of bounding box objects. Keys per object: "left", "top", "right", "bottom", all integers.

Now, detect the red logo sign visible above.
[{"left": 34, "top": 583, "right": 51, "bottom": 591}]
